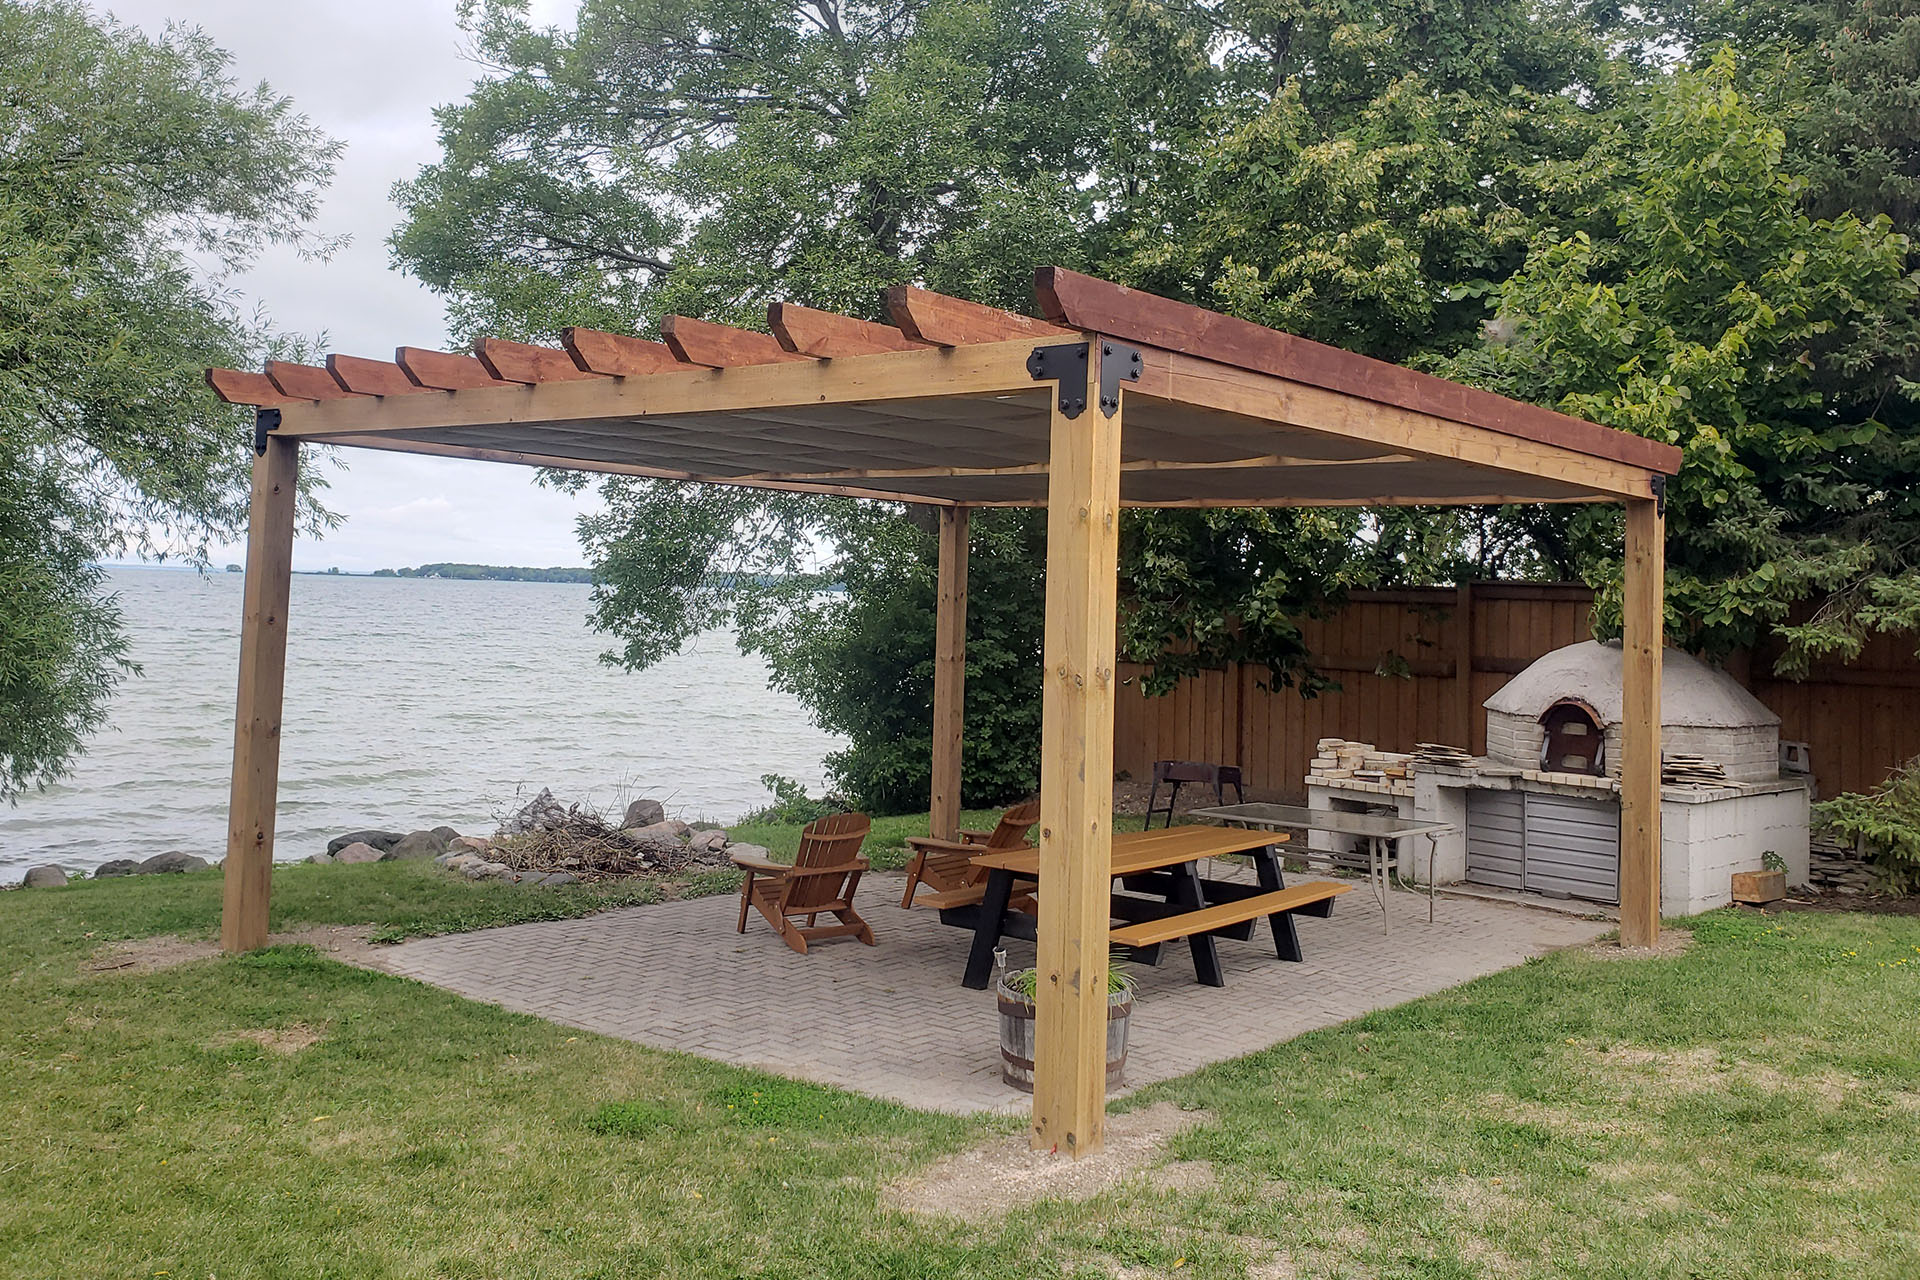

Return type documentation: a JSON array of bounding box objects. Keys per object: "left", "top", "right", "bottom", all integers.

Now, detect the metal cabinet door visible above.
[
  {"left": 1521, "top": 792, "right": 1620, "bottom": 904},
  {"left": 1465, "top": 790, "right": 1526, "bottom": 890}
]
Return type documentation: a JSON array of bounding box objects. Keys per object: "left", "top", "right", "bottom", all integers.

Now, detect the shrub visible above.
[
  {"left": 737, "top": 774, "right": 841, "bottom": 826},
  {"left": 1815, "top": 755, "right": 1920, "bottom": 892}
]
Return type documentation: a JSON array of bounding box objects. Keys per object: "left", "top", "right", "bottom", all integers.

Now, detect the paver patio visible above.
[{"left": 370, "top": 870, "right": 1610, "bottom": 1113}]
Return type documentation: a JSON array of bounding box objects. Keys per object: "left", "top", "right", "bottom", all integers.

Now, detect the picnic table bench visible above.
[{"left": 943, "top": 826, "right": 1349, "bottom": 988}]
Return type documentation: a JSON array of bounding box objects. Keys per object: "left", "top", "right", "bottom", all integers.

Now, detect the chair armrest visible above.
[
  {"left": 957, "top": 829, "right": 996, "bottom": 844},
  {"left": 906, "top": 836, "right": 977, "bottom": 855},
  {"left": 730, "top": 853, "right": 790, "bottom": 874},
  {"left": 781, "top": 858, "right": 870, "bottom": 878}
]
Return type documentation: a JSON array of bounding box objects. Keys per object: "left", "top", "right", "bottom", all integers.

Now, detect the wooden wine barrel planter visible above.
[{"left": 996, "top": 971, "right": 1134, "bottom": 1092}]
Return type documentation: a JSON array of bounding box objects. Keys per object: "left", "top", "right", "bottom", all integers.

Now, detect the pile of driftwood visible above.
[
  {"left": 482, "top": 789, "right": 735, "bottom": 881},
  {"left": 489, "top": 814, "right": 662, "bottom": 880}
]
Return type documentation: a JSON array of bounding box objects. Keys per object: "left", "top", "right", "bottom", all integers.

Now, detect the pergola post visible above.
[
  {"left": 929, "top": 505, "right": 970, "bottom": 841},
  {"left": 1032, "top": 347, "right": 1123, "bottom": 1157},
  {"left": 221, "top": 433, "right": 300, "bottom": 953},
  {"left": 1618, "top": 496, "right": 1665, "bottom": 948}
]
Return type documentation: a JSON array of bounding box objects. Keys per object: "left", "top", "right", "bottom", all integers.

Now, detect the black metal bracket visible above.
[
  {"left": 253, "top": 407, "right": 281, "bottom": 456},
  {"left": 1650, "top": 474, "right": 1668, "bottom": 517},
  {"left": 1026, "top": 339, "right": 1142, "bottom": 419}
]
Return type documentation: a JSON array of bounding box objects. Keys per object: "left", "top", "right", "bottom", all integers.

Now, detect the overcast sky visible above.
[{"left": 109, "top": 0, "right": 593, "bottom": 572}]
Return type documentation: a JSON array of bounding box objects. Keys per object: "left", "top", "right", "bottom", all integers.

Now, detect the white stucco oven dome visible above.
[{"left": 1483, "top": 640, "right": 1781, "bottom": 784}]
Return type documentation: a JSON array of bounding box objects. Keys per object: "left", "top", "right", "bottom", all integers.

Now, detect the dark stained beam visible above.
[{"left": 1035, "top": 266, "right": 1682, "bottom": 476}]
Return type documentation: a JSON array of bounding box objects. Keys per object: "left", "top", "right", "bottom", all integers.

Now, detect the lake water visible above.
[{"left": 0, "top": 567, "right": 844, "bottom": 878}]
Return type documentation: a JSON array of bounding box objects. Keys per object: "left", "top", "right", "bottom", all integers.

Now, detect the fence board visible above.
[{"left": 1114, "top": 583, "right": 1920, "bottom": 803}]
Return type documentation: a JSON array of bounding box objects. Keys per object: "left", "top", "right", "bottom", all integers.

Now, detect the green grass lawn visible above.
[{"left": 3, "top": 839, "right": 1917, "bottom": 1278}]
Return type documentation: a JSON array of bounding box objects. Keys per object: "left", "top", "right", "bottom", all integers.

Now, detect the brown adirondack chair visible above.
[
  {"left": 899, "top": 799, "right": 1041, "bottom": 908},
  {"left": 733, "top": 812, "right": 876, "bottom": 954}
]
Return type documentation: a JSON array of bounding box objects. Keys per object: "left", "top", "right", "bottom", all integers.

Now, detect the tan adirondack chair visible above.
[
  {"left": 733, "top": 812, "right": 876, "bottom": 954},
  {"left": 899, "top": 799, "right": 1041, "bottom": 908}
]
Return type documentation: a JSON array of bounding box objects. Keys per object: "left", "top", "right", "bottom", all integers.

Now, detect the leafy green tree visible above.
[
  {"left": 1652, "top": 0, "right": 1920, "bottom": 230},
  {"left": 1446, "top": 51, "right": 1920, "bottom": 669},
  {"left": 1102, "top": 0, "right": 1627, "bottom": 361},
  {"left": 0, "top": 2, "right": 337, "bottom": 798},
  {"left": 392, "top": 0, "right": 1110, "bottom": 334}
]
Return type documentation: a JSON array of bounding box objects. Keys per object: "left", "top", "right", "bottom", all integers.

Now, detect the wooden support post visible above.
[
  {"left": 1619, "top": 498, "right": 1665, "bottom": 949},
  {"left": 222, "top": 435, "right": 300, "bottom": 953},
  {"left": 1033, "top": 348, "right": 1124, "bottom": 1158},
  {"left": 930, "top": 506, "right": 971, "bottom": 841},
  {"left": 1452, "top": 581, "right": 1475, "bottom": 751}
]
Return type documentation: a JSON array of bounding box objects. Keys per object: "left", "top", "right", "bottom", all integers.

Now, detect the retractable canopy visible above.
[{"left": 208, "top": 268, "right": 1680, "bottom": 507}]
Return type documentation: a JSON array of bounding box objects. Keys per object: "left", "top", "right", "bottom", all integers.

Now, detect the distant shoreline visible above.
[
  {"left": 102, "top": 561, "right": 595, "bottom": 583},
  {"left": 367, "top": 563, "right": 593, "bottom": 583}
]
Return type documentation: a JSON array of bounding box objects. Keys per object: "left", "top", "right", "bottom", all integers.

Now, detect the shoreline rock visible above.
[
  {"left": 383, "top": 828, "right": 458, "bottom": 861},
  {"left": 327, "top": 830, "right": 404, "bottom": 855},
  {"left": 137, "top": 851, "right": 209, "bottom": 875}
]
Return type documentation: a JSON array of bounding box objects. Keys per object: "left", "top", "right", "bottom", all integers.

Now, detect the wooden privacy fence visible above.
[{"left": 1113, "top": 583, "right": 1920, "bottom": 803}]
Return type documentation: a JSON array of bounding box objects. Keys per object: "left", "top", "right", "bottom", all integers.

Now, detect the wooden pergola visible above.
[{"left": 208, "top": 267, "right": 1681, "bottom": 1157}]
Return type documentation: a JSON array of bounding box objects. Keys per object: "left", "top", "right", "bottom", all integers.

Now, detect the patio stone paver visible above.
[{"left": 369, "top": 871, "right": 1609, "bottom": 1113}]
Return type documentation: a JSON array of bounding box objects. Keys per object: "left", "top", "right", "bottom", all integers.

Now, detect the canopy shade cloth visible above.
[
  {"left": 205, "top": 267, "right": 1677, "bottom": 1159},
  {"left": 209, "top": 268, "right": 1678, "bottom": 508}
]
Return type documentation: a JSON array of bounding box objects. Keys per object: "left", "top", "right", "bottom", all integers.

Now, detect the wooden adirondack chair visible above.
[
  {"left": 899, "top": 799, "right": 1041, "bottom": 908},
  {"left": 733, "top": 812, "right": 876, "bottom": 954}
]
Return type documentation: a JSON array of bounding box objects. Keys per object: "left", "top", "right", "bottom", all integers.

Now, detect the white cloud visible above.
[{"left": 105, "top": 0, "right": 599, "bottom": 572}]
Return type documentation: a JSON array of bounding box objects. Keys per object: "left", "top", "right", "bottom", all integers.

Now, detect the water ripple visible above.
[{"left": 0, "top": 568, "right": 844, "bottom": 875}]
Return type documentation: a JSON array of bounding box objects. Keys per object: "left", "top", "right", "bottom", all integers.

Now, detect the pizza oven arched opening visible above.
[{"left": 1539, "top": 698, "right": 1606, "bottom": 776}]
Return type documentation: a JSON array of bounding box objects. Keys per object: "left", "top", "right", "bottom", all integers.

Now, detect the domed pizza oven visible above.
[{"left": 1483, "top": 640, "right": 1781, "bottom": 784}]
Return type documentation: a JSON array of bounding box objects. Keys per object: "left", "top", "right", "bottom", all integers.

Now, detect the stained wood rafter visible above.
[
  {"left": 475, "top": 337, "right": 605, "bottom": 384},
  {"left": 769, "top": 301, "right": 931, "bottom": 358},
  {"left": 563, "top": 327, "right": 683, "bottom": 377},
  {"left": 207, "top": 368, "right": 299, "bottom": 407},
  {"left": 266, "top": 361, "right": 365, "bottom": 401},
  {"left": 396, "top": 346, "right": 514, "bottom": 391},
  {"left": 886, "top": 283, "right": 1074, "bottom": 346},
  {"left": 327, "top": 353, "right": 428, "bottom": 397},
  {"left": 661, "top": 314, "right": 811, "bottom": 367}
]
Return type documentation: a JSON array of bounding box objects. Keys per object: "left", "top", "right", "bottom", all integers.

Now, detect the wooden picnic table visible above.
[{"left": 943, "top": 826, "right": 1348, "bottom": 989}]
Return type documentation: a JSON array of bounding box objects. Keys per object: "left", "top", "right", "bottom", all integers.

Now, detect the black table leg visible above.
[
  {"left": 962, "top": 869, "right": 1016, "bottom": 990},
  {"left": 1170, "top": 861, "right": 1224, "bottom": 987},
  {"left": 1251, "top": 843, "right": 1286, "bottom": 891},
  {"left": 1251, "top": 843, "right": 1304, "bottom": 961}
]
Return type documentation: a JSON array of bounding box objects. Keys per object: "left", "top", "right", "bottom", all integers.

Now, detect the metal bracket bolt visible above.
[
  {"left": 1650, "top": 474, "right": 1668, "bottom": 517},
  {"left": 1027, "top": 339, "right": 1142, "bottom": 419}
]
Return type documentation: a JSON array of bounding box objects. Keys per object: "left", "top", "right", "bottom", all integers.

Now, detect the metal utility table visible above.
[{"left": 1186, "top": 803, "right": 1456, "bottom": 933}]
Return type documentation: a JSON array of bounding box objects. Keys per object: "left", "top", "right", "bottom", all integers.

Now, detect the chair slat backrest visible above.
[
  {"left": 983, "top": 799, "right": 1041, "bottom": 849},
  {"left": 786, "top": 811, "right": 871, "bottom": 911}
]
